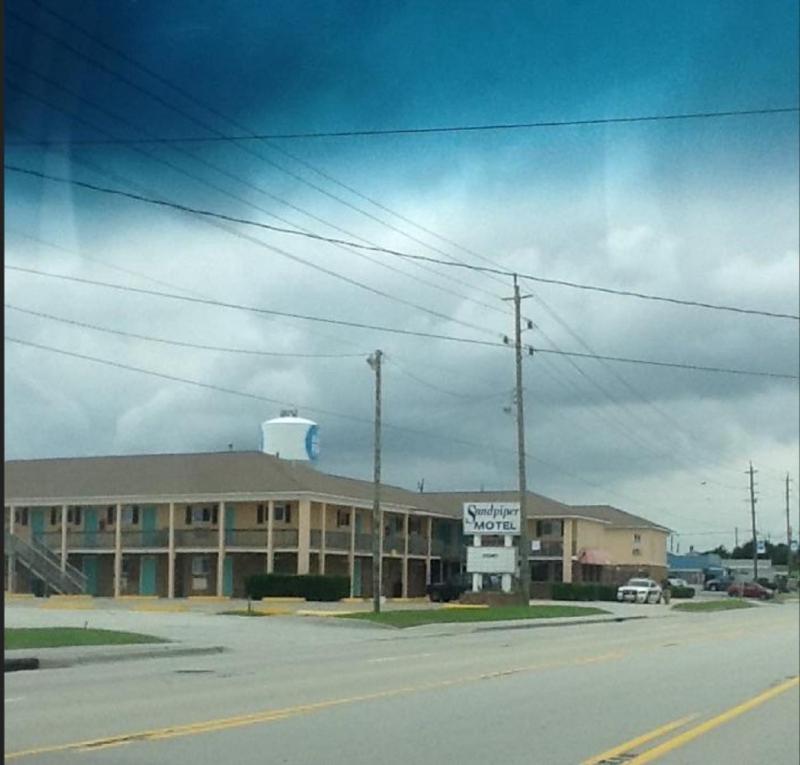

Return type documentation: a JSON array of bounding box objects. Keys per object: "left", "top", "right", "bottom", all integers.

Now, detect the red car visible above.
[{"left": 727, "top": 582, "right": 774, "bottom": 600}]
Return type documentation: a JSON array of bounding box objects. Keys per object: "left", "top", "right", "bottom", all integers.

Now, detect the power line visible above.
[
  {"left": 8, "top": 264, "right": 797, "bottom": 380},
  {"left": 8, "top": 107, "right": 798, "bottom": 145},
  {"left": 529, "top": 345, "right": 798, "bottom": 380},
  {"left": 5, "top": 265, "right": 505, "bottom": 349},
  {"left": 7, "top": 163, "right": 797, "bottom": 322},
  {"left": 4, "top": 305, "right": 368, "bottom": 358},
  {"left": 2, "top": 85, "right": 503, "bottom": 340},
  {"left": 5, "top": 11, "right": 514, "bottom": 313}
]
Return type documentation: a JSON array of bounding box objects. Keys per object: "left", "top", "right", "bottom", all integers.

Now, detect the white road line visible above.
[{"left": 367, "top": 653, "right": 433, "bottom": 664}]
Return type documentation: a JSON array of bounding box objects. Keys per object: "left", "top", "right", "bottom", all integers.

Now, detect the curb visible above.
[
  {"left": 4, "top": 657, "right": 40, "bottom": 673},
  {"left": 4, "top": 644, "right": 225, "bottom": 671},
  {"left": 474, "top": 615, "right": 650, "bottom": 633}
]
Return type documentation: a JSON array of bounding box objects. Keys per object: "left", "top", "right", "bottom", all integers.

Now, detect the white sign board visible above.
[
  {"left": 756, "top": 540, "right": 766, "bottom": 554},
  {"left": 466, "top": 546, "right": 518, "bottom": 574},
  {"left": 463, "top": 502, "right": 521, "bottom": 535},
  {"left": 530, "top": 539, "right": 541, "bottom": 552},
  {"left": 791, "top": 540, "right": 798, "bottom": 552}
]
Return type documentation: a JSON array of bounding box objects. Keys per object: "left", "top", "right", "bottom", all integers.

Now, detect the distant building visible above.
[{"left": 667, "top": 551, "right": 726, "bottom": 584}]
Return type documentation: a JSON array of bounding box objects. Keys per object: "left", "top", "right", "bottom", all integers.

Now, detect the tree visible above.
[{"left": 702, "top": 545, "right": 729, "bottom": 557}]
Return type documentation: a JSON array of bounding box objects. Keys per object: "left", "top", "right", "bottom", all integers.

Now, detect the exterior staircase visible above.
[{"left": 5, "top": 533, "right": 87, "bottom": 594}]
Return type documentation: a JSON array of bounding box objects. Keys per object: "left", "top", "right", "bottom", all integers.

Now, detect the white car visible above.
[{"left": 617, "top": 578, "right": 663, "bottom": 604}]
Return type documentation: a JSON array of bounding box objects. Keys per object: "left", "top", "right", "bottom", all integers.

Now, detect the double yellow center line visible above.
[{"left": 582, "top": 675, "right": 799, "bottom": 765}]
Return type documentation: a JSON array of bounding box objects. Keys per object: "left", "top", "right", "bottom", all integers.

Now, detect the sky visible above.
[{"left": 4, "top": 0, "right": 799, "bottom": 553}]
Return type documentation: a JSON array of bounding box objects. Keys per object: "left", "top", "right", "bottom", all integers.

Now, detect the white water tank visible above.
[{"left": 260, "top": 411, "right": 319, "bottom": 461}]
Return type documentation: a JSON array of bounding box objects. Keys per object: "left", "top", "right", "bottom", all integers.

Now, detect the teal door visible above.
[
  {"left": 223, "top": 556, "right": 233, "bottom": 597},
  {"left": 140, "top": 556, "right": 157, "bottom": 596},
  {"left": 84, "top": 507, "right": 99, "bottom": 547},
  {"left": 224, "top": 504, "right": 235, "bottom": 545},
  {"left": 352, "top": 559, "right": 362, "bottom": 596},
  {"left": 142, "top": 506, "right": 157, "bottom": 546},
  {"left": 30, "top": 509, "right": 45, "bottom": 544},
  {"left": 83, "top": 556, "right": 98, "bottom": 595}
]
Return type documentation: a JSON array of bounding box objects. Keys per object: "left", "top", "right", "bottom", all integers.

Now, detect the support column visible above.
[
  {"left": 401, "top": 513, "right": 409, "bottom": 598},
  {"left": 8, "top": 505, "right": 15, "bottom": 593},
  {"left": 349, "top": 506, "right": 356, "bottom": 597},
  {"left": 502, "top": 534, "right": 513, "bottom": 593},
  {"left": 562, "top": 519, "right": 573, "bottom": 583},
  {"left": 267, "top": 500, "right": 274, "bottom": 573},
  {"left": 297, "top": 499, "right": 311, "bottom": 575},
  {"left": 168, "top": 502, "right": 175, "bottom": 598},
  {"left": 425, "top": 516, "right": 432, "bottom": 585},
  {"left": 471, "top": 534, "right": 482, "bottom": 592},
  {"left": 216, "top": 502, "right": 226, "bottom": 597},
  {"left": 320, "top": 503, "right": 327, "bottom": 575},
  {"left": 60, "top": 504, "right": 68, "bottom": 572},
  {"left": 113, "top": 503, "right": 122, "bottom": 597}
]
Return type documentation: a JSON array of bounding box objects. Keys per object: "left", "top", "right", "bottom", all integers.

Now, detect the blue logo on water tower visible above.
[{"left": 305, "top": 424, "right": 320, "bottom": 461}]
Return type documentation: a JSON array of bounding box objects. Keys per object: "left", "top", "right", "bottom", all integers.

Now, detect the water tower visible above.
[{"left": 260, "top": 409, "right": 319, "bottom": 462}]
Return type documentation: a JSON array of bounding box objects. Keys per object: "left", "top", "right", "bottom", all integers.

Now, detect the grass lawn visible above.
[
  {"left": 672, "top": 599, "right": 755, "bottom": 613},
  {"left": 5, "top": 627, "right": 166, "bottom": 650},
  {"left": 339, "top": 604, "right": 609, "bottom": 628}
]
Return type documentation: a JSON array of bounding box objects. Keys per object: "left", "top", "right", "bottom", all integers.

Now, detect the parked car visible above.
[
  {"left": 617, "top": 578, "right": 662, "bottom": 604},
  {"left": 667, "top": 577, "right": 689, "bottom": 589},
  {"left": 704, "top": 576, "right": 735, "bottom": 592},
  {"left": 728, "top": 582, "right": 774, "bottom": 600},
  {"left": 426, "top": 574, "right": 470, "bottom": 603}
]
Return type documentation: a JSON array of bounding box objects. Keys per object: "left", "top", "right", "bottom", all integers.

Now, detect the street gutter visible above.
[{"left": 4, "top": 643, "right": 224, "bottom": 672}]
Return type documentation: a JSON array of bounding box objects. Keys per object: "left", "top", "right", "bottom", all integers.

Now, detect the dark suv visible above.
[
  {"left": 704, "top": 575, "right": 735, "bottom": 591},
  {"left": 426, "top": 575, "right": 471, "bottom": 603}
]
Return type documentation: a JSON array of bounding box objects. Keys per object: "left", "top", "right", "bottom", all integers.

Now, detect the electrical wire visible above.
[
  {"left": 7, "top": 163, "right": 797, "bottom": 323},
  {"left": 9, "top": 107, "right": 797, "bottom": 144},
  {"left": 4, "top": 305, "right": 369, "bottom": 358},
  {"left": 7, "top": 264, "right": 797, "bottom": 379}
]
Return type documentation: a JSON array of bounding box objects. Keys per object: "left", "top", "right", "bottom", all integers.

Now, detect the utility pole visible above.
[
  {"left": 786, "top": 473, "right": 793, "bottom": 570},
  {"left": 748, "top": 462, "right": 758, "bottom": 581},
  {"left": 734, "top": 526, "right": 739, "bottom": 549},
  {"left": 503, "top": 275, "right": 531, "bottom": 602},
  {"left": 367, "top": 350, "right": 383, "bottom": 614}
]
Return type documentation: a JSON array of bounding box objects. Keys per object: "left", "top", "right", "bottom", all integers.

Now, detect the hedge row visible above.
[
  {"left": 551, "top": 582, "right": 618, "bottom": 601},
  {"left": 245, "top": 574, "right": 349, "bottom": 602},
  {"left": 670, "top": 586, "right": 695, "bottom": 599}
]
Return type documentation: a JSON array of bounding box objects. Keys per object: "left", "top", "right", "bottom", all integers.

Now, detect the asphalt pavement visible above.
[{"left": 4, "top": 600, "right": 799, "bottom": 764}]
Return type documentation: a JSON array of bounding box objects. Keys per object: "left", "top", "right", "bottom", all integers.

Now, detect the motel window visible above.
[
  {"left": 633, "top": 548, "right": 642, "bottom": 556},
  {"left": 212, "top": 505, "right": 219, "bottom": 525},
  {"left": 336, "top": 509, "right": 350, "bottom": 527},
  {"left": 107, "top": 507, "right": 115, "bottom": 526},
  {"left": 274, "top": 504, "right": 291, "bottom": 523},
  {"left": 409, "top": 517, "right": 422, "bottom": 535},
  {"left": 50, "top": 508, "right": 59, "bottom": 526},
  {"left": 124, "top": 507, "right": 140, "bottom": 525},
  {"left": 192, "top": 556, "right": 210, "bottom": 576},
  {"left": 187, "top": 506, "right": 215, "bottom": 524},
  {"left": 634, "top": 533, "right": 642, "bottom": 543},
  {"left": 16, "top": 508, "right": 29, "bottom": 526},
  {"left": 256, "top": 504, "right": 266, "bottom": 524},
  {"left": 67, "top": 507, "right": 82, "bottom": 526}
]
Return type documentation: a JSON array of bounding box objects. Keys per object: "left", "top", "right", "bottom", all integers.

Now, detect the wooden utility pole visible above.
[
  {"left": 509, "top": 275, "right": 530, "bottom": 602},
  {"left": 786, "top": 473, "right": 793, "bottom": 569},
  {"left": 368, "top": 350, "right": 383, "bottom": 613},
  {"left": 748, "top": 462, "right": 758, "bottom": 581}
]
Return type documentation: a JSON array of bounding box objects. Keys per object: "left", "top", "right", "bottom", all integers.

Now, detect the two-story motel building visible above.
[{"left": 4, "top": 451, "right": 668, "bottom": 598}]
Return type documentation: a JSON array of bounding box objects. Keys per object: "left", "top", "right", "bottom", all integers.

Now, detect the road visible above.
[{"left": 5, "top": 602, "right": 799, "bottom": 764}]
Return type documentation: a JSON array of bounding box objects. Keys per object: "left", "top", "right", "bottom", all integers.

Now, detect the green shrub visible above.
[
  {"left": 670, "top": 586, "right": 695, "bottom": 599},
  {"left": 245, "top": 574, "right": 349, "bottom": 602},
  {"left": 551, "top": 582, "right": 618, "bottom": 601}
]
